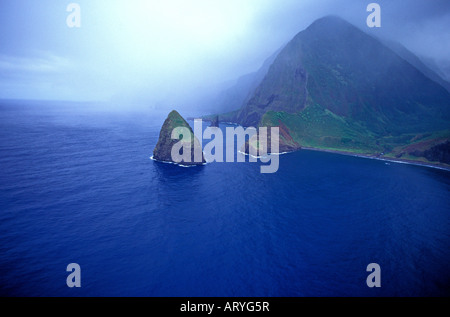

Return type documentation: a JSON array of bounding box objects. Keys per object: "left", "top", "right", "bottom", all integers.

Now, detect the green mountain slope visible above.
[{"left": 230, "top": 16, "right": 450, "bottom": 166}]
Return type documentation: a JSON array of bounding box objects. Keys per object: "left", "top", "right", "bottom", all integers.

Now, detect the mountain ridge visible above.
[{"left": 214, "top": 16, "right": 450, "bottom": 166}]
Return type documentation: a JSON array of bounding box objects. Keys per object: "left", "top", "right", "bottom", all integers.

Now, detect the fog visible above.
[{"left": 0, "top": 0, "right": 449, "bottom": 114}]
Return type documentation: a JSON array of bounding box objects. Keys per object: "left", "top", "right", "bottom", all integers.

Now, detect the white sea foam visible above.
[
  {"left": 238, "top": 150, "right": 291, "bottom": 159},
  {"left": 149, "top": 156, "right": 207, "bottom": 168}
]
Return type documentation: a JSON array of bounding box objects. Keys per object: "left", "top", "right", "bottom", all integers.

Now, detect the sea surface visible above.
[{"left": 0, "top": 100, "right": 449, "bottom": 297}]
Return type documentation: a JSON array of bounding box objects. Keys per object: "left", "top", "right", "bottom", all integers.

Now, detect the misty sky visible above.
[{"left": 0, "top": 0, "right": 449, "bottom": 110}]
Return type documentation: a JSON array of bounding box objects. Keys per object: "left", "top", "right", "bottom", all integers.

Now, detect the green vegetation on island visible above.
[{"left": 153, "top": 110, "right": 206, "bottom": 165}]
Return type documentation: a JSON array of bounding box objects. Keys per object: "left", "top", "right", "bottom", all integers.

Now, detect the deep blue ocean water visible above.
[{"left": 0, "top": 101, "right": 449, "bottom": 297}]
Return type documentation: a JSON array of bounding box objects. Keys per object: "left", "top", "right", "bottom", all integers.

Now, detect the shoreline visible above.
[
  {"left": 300, "top": 147, "right": 450, "bottom": 172},
  {"left": 187, "top": 119, "right": 449, "bottom": 172}
]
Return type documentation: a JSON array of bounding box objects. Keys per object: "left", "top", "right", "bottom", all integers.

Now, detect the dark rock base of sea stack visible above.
[
  {"left": 210, "top": 115, "right": 219, "bottom": 128},
  {"left": 153, "top": 110, "right": 206, "bottom": 166}
]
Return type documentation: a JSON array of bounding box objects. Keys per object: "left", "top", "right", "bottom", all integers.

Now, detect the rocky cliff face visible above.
[
  {"left": 210, "top": 115, "right": 219, "bottom": 127},
  {"left": 242, "top": 122, "right": 301, "bottom": 155},
  {"left": 224, "top": 16, "right": 450, "bottom": 163},
  {"left": 153, "top": 110, "right": 206, "bottom": 165},
  {"left": 410, "top": 141, "right": 450, "bottom": 164},
  {"left": 235, "top": 16, "right": 450, "bottom": 133}
]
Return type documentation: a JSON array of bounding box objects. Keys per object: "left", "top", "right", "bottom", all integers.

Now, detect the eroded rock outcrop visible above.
[
  {"left": 241, "top": 123, "right": 301, "bottom": 155},
  {"left": 210, "top": 115, "right": 219, "bottom": 128},
  {"left": 153, "top": 110, "right": 206, "bottom": 165}
]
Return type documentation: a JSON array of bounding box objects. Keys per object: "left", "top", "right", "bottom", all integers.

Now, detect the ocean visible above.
[{"left": 0, "top": 101, "right": 449, "bottom": 296}]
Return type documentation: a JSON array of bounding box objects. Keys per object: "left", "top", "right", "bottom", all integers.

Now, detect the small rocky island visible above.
[
  {"left": 153, "top": 110, "right": 206, "bottom": 165},
  {"left": 242, "top": 123, "right": 301, "bottom": 155}
]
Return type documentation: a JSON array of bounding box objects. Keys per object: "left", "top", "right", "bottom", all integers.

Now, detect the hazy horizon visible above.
[{"left": 1, "top": 0, "right": 449, "bottom": 113}]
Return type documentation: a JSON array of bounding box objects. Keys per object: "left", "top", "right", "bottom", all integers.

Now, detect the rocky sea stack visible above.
[
  {"left": 153, "top": 110, "right": 206, "bottom": 165},
  {"left": 210, "top": 115, "right": 219, "bottom": 127}
]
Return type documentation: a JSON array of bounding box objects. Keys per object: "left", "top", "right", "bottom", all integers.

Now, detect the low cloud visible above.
[
  {"left": 0, "top": 52, "right": 72, "bottom": 77},
  {"left": 0, "top": 0, "right": 449, "bottom": 107}
]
